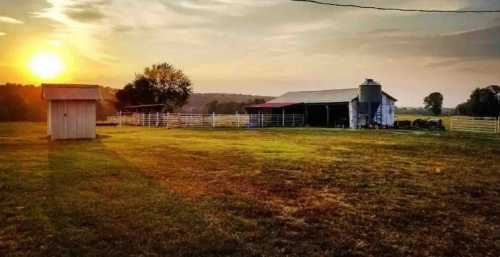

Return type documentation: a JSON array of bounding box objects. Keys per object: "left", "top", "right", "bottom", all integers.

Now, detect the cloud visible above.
[
  {"left": 0, "top": 16, "right": 23, "bottom": 24},
  {"left": 64, "top": 1, "right": 105, "bottom": 22}
]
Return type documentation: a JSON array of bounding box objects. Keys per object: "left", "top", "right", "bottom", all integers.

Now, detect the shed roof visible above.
[
  {"left": 267, "top": 88, "right": 397, "bottom": 104},
  {"left": 42, "top": 84, "right": 102, "bottom": 101}
]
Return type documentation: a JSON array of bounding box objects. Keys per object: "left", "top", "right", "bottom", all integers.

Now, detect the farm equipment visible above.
[{"left": 395, "top": 118, "right": 445, "bottom": 131}]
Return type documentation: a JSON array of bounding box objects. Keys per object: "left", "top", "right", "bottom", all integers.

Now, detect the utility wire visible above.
[{"left": 291, "top": 0, "right": 500, "bottom": 13}]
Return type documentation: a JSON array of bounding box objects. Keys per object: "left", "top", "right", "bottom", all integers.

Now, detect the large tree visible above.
[
  {"left": 456, "top": 86, "right": 500, "bottom": 117},
  {"left": 116, "top": 63, "right": 192, "bottom": 111},
  {"left": 424, "top": 92, "right": 443, "bottom": 115}
]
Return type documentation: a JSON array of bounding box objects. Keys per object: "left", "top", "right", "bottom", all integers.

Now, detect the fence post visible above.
[
  {"left": 292, "top": 114, "right": 295, "bottom": 127},
  {"left": 142, "top": 113, "right": 145, "bottom": 127},
  {"left": 118, "top": 111, "right": 122, "bottom": 127},
  {"left": 260, "top": 113, "right": 263, "bottom": 128},
  {"left": 497, "top": 117, "right": 499, "bottom": 133},
  {"left": 236, "top": 112, "right": 240, "bottom": 128},
  {"left": 212, "top": 112, "right": 216, "bottom": 128},
  {"left": 450, "top": 117, "right": 453, "bottom": 131}
]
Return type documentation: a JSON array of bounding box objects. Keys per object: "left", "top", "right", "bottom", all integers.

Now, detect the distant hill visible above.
[{"left": 180, "top": 93, "right": 273, "bottom": 113}]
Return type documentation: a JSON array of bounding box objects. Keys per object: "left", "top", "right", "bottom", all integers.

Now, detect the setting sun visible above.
[{"left": 28, "top": 53, "right": 64, "bottom": 79}]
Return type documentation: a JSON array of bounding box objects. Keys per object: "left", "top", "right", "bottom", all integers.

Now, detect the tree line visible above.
[
  {"left": 414, "top": 85, "right": 499, "bottom": 117},
  {"left": 1, "top": 61, "right": 499, "bottom": 120},
  {"left": 0, "top": 84, "right": 117, "bottom": 121}
]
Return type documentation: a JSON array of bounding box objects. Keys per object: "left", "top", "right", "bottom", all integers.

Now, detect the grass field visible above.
[{"left": 1, "top": 123, "right": 499, "bottom": 257}]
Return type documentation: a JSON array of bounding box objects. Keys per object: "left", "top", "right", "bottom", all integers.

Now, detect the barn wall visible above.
[
  {"left": 376, "top": 94, "right": 395, "bottom": 126},
  {"left": 49, "top": 100, "right": 96, "bottom": 140}
]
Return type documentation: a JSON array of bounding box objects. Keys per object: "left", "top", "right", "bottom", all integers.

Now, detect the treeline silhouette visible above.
[
  {"left": 0, "top": 84, "right": 118, "bottom": 121},
  {"left": 205, "top": 98, "right": 266, "bottom": 114}
]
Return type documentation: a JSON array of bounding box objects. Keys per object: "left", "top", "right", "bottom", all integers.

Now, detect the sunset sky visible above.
[{"left": 1, "top": 0, "right": 500, "bottom": 107}]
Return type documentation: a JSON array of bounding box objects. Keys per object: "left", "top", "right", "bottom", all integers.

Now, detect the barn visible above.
[
  {"left": 42, "top": 84, "right": 102, "bottom": 140},
  {"left": 246, "top": 79, "right": 397, "bottom": 128}
]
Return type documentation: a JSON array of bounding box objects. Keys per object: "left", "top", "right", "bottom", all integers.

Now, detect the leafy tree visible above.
[
  {"left": 116, "top": 63, "right": 192, "bottom": 111},
  {"left": 424, "top": 92, "right": 443, "bottom": 115},
  {"left": 456, "top": 86, "right": 500, "bottom": 117}
]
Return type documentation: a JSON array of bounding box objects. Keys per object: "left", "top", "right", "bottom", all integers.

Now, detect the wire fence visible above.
[
  {"left": 107, "top": 113, "right": 305, "bottom": 128},
  {"left": 450, "top": 116, "right": 500, "bottom": 133}
]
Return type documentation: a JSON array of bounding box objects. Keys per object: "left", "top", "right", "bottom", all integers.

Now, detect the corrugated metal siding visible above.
[
  {"left": 49, "top": 100, "right": 96, "bottom": 140},
  {"left": 375, "top": 94, "right": 395, "bottom": 126}
]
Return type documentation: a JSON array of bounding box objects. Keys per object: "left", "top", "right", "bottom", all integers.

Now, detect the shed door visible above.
[{"left": 50, "top": 101, "right": 96, "bottom": 139}]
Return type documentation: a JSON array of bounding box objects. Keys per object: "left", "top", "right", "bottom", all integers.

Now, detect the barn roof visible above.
[
  {"left": 247, "top": 102, "right": 297, "bottom": 109},
  {"left": 267, "top": 88, "right": 397, "bottom": 104},
  {"left": 268, "top": 88, "right": 359, "bottom": 104},
  {"left": 42, "top": 84, "right": 102, "bottom": 101}
]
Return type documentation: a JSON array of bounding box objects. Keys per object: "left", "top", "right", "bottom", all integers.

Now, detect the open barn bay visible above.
[{"left": 1, "top": 123, "right": 499, "bottom": 257}]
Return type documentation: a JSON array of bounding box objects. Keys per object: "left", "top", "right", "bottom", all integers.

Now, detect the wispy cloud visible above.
[{"left": 0, "top": 16, "right": 23, "bottom": 24}]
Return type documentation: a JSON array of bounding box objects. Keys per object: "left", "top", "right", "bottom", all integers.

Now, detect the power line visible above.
[{"left": 291, "top": 0, "right": 500, "bottom": 13}]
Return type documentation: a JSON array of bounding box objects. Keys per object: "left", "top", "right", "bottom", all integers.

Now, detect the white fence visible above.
[
  {"left": 450, "top": 116, "right": 500, "bottom": 133},
  {"left": 107, "top": 113, "right": 305, "bottom": 128}
]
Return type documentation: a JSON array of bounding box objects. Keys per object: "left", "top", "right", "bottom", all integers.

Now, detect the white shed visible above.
[{"left": 42, "top": 84, "right": 101, "bottom": 140}]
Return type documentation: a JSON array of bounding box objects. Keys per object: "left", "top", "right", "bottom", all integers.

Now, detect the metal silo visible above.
[{"left": 359, "top": 79, "right": 382, "bottom": 126}]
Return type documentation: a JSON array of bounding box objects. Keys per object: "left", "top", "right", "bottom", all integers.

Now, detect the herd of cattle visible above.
[{"left": 394, "top": 118, "right": 446, "bottom": 130}]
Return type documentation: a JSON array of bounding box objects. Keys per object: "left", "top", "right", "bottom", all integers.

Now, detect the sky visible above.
[{"left": 1, "top": 0, "right": 500, "bottom": 107}]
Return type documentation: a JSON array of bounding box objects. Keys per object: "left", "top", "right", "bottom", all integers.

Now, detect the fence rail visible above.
[
  {"left": 450, "top": 116, "right": 500, "bottom": 133},
  {"left": 107, "top": 113, "right": 305, "bottom": 128}
]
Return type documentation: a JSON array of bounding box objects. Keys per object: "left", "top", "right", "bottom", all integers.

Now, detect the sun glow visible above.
[{"left": 28, "top": 53, "right": 64, "bottom": 79}]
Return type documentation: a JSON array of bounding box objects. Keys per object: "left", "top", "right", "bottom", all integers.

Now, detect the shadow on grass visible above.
[{"left": 8, "top": 138, "right": 251, "bottom": 257}]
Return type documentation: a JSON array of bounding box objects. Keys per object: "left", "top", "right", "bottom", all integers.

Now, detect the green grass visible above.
[{"left": 1, "top": 123, "right": 499, "bottom": 257}]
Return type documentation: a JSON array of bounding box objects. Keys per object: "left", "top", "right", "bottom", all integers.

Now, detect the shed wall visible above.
[{"left": 49, "top": 100, "right": 96, "bottom": 139}]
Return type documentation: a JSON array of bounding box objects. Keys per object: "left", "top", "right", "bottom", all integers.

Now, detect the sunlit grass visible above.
[{"left": 1, "top": 123, "right": 499, "bottom": 257}]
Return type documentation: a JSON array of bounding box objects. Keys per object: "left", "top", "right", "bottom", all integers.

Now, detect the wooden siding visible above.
[{"left": 48, "top": 100, "right": 96, "bottom": 140}]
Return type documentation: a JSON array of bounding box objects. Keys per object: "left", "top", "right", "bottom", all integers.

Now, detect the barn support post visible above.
[
  {"left": 326, "top": 105, "right": 330, "bottom": 127},
  {"left": 282, "top": 108, "right": 285, "bottom": 127},
  {"left": 304, "top": 104, "right": 309, "bottom": 126}
]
